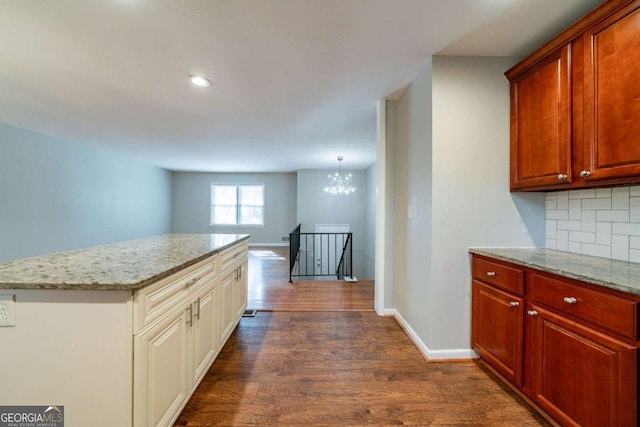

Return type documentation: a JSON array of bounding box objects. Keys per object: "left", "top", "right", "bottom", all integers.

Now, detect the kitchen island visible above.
[{"left": 0, "top": 233, "right": 249, "bottom": 427}]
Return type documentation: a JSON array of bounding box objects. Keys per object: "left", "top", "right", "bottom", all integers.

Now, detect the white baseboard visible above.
[
  {"left": 388, "top": 309, "right": 478, "bottom": 361},
  {"left": 248, "top": 243, "right": 288, "bottom": 247}
]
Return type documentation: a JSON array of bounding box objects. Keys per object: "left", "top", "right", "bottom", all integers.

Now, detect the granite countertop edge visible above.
[
  {"left": 469, "top": 247, "right": 640, "bottom": 297},
  {"left": 0, "top": 234, "right": 250, "bottom": 292}
]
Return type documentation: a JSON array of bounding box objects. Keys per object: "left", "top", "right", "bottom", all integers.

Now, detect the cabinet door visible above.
[
  {"left": 510, "top": 45, "right": 572, "bottom": 190},
  {"left": 220, "top": 272, "right": 235, "bottom": 343},
  {"left": 472, "top": 280, "right": 524, "bottom": 385},
  {"left": 583, "top": 4, "right": 640, "bottom": 181},
  {"left": 191, "top": 285, "right": 219, "bottom": 387},
  {"left": 530, "top": 306, "right": 637, "bottom": 427},
  {"left": 134, "top": 305, "right": 190, "bottom": 427},
  {"left": 235, "top": 261, "right": 248, "bottom": 319}
]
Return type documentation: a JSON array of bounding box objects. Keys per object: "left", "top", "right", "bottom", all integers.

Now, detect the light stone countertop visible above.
[
  {"left": 469, "top": 247, "right": 640, "bottom": 297},
  {"left": 0, "top": 234, "right": 249, "bottom": 291}
]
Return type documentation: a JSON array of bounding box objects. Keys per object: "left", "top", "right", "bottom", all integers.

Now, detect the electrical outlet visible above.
[{"left": 0, "top": 294, "right": 16, "bottom": 327}]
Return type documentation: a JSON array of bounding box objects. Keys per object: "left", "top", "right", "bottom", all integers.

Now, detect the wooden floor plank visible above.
[
  {"left": 174, "top": 247, "right": 549, "bottom": 426},
  {"left": 175, "top": 312, "right": 549, "bottom": 426},
  {"left": 247, "top": 246, "right": 374, "bottom": 311}
]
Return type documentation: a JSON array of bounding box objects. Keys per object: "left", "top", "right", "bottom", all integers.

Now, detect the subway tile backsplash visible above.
[{"left": 545, "top": 186, "right": 640, "bottom": 262}]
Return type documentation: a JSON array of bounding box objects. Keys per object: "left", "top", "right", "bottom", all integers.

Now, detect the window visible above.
[{"left": 211, "top": 184, "right": 264, "bottom": 226}]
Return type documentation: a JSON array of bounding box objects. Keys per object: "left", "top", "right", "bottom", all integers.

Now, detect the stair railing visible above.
[
  {"left": 289, "top": 223, "right": 302, "bottom": 282},
  {"left": 289, "top": 225, "right": 353, "bottom": 282}
]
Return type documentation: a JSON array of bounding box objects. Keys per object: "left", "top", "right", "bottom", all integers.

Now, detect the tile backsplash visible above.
[{"left": 545, "top": 186, "right": 640, "bottom": 262}]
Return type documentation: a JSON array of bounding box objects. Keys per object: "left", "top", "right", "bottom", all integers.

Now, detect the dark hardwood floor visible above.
[
  {"left": 174, "top": 246, "right": 550, "bottom": 426},
  {"left": 247, "top": 246, "right": 374, "bottom": 311}
]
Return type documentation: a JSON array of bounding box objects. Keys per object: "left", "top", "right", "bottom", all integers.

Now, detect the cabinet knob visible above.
[
  {"left": 557, "top": 174, "right": 568, "bottom": 181},
  {"left": 509, "top": 301, "right": 520, "bottom": 308},
  {"left": 563, "top": 296, "right": 578, "bottom": 304},
  {"left": 486, "top": 271, "right": 496, "bottom": 277},
  {"left": 527, "top": 310, "right": 538, "bottom": 317},
  {"left": 580, "top": 170, "right": 591, "bottom": 178}
]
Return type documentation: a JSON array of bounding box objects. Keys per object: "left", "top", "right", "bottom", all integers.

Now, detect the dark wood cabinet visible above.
[
  {"left": 530, "top": 306, "right": 636, "bottom": 427},
  {"left": 472, "top": 280, "right": 524, "bottom": 385},
  {"left": 583, "top": 4, "right": 640, "bottom": 181},
  {"left": 509, "top": 45, "right": 572, "bottom": 190},
  {"left": 471, "top": 254, "right": 639, "bottom": 426},
  {"left": 506, "top": 0, "right": 640, "bottom": 191}
]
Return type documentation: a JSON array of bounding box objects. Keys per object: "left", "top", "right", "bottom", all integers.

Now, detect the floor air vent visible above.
[{"left": 242, "top": 309, "right": 257, "bottom": 317}]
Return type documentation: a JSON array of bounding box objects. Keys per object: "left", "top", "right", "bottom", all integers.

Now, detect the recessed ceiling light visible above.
[{"left": 189, "top": 75, "right": 211, "bottom": 88}]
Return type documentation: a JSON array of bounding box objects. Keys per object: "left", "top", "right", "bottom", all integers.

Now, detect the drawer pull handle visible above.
[
  {"left": 184, "top": 276, "right": 202, "bottom": 288},
  {"left": 194, "top": 297, "right": 201, "bottom": 320},
  {"left": 186, "top": 305, "right": 193, "bottom": 327},
  {"left": 233, "top": 252, "right": 241, "bottom": 259},
  {"left": 557, "top": 174, "right": 568, "bottom": 181},
  {"left": 509, "top": 301, "right": 520, "bottom": 308},
  {"left": 486, "top": 271, "right": 496, "bottom": 277},
  {"left": 563, "top": 296, "right": 577, "bottom": 304},
  {"left": 527, "top": 310, "right": 538, "bottom": 317}
]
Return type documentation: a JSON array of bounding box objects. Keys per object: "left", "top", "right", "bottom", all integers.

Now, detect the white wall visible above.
[
  {"left": 296, "top": 169, "right": 370, "bottom": 279},
  {"left": 383, "top": 100, "right": 398, "bottom": 308},
  {"left": 393, "top": 58, "right": 434, "bottom": 342},
  {"left": 363, "top": 163, "right": 377, "bottom": 280},
  {"left": 429, "top": 56, "right": 544, "bottom": 351},
  {"left": 0, "top": 123, "right": 173, "bottom": 262},
  {"left": 172, "top": 172, "right": 297, "bottom": 244},
  {"left": 389, "top": 56, "right": 545, "bottom": 357}
]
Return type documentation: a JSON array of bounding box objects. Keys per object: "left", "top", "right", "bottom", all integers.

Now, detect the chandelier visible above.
[{"left": 324, "top": 156, "right": 356, "bottom": 195}]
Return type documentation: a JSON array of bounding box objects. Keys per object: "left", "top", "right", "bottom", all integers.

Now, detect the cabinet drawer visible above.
[
  {"left": 532, "top": 273, "right": 638, "bottom": 339},
  {"left": 220, "top": 241, "right": 248, "bottom": 274},
  {"left": 472, "top": 256, "right": 524, "bottom": 295},
  {"left": 134, "top": 255, "right": 217, "bottom": 334}
]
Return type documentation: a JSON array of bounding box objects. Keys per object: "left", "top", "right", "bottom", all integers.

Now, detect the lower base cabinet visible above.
[
  {"left": 235, "top": 260, "right": 248, "bottom": 318},
  {"left": 471, "top": 254, "right": 639, "bottom": 427},
  {"left": 193, "top": 284, "right": 220, "bottom": 385},
  {"left": 134, "top": 240, "right": 249, "bottom": 427},
  {"left": 220, "top": 272, "right": 235, "bottom": 341},
  {"left": 134, "top": 303, "right": 190, "bottom": 427},
  {"left": 134, "top": 281, "right": 224, "bottom": 427},
  {"left": 472, "top": 280, "right": 524, "bottom": 386},
  {"left": 531, "top": 307, "right": 637, "bottom": 427}
]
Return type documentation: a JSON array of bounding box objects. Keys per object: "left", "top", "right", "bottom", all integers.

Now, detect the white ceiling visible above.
[{"left": 0, "top": 0, "right": 603, "bottom": 173}]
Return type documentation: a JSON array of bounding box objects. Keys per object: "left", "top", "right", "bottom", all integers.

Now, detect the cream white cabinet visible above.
[
  {"left": 220, "top": 271, "right": 236, "bottom": 342},
  {"left": 218, "top": 241, "right": 248, "bottom": 345},
  {"left": 134, "top": 301, "right": 190, "bottom": 427},
  {"left": 0, "top": 234, "right": 249, "bottom": 427},
  {"left": 133, "top": 281, "right": 220, "bottom": 427},
  {"left": 134, "top": 239, "right": 248, "bottom": 427},
  {"left": 191, "top": 283, "right": 220, "bottom": 386},
  {"left": 133, "top": 256, "right": 218, "bottom": 427},
  {"left": 235, "top": 260, "right": 248, "bottom": 319}
]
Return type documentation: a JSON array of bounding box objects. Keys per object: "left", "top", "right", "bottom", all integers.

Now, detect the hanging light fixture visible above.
[{"left": 324, "top": 156, "right": 356, "bottom": 195}]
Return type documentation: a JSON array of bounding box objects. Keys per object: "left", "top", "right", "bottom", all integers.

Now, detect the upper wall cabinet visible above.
[
  {"left": 509, "top": 45, "right": 572, "bottom": 190},
  {"left": 506, "top": 0, "right": 640, "bottom": 191},
  {"left": 583, "top": 6, "right": 640, "bottom": 181}
]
